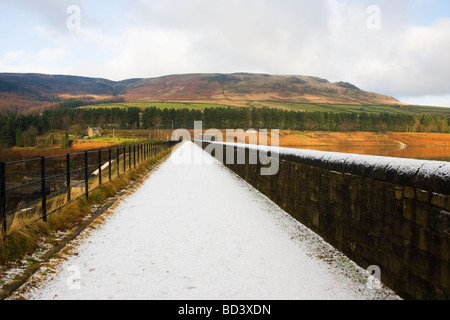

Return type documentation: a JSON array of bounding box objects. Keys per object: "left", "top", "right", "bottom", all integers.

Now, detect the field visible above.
[
  {"left": 0, "top": 141, "right": 118, "bottom": 162},
  {"left": 277, "top": 131, "right": 450, "bottom": 147},
  {"left": 80, "top": 100, "right": 450, "bottom": 117},
  {"left": 251, "top": 101, "right": 450, "bottom": 116},
  {"left": 81, "top": 102, "right": 232, "bottom": 110}
]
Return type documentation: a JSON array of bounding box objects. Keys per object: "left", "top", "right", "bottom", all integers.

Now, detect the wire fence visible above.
[{"left": 0, "top": 141, "right": 179, "bottom": 234}]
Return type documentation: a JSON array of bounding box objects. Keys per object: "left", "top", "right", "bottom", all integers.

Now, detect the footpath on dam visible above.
[{"left": 13, "top": 142, "right": 399, "bottom": 300}]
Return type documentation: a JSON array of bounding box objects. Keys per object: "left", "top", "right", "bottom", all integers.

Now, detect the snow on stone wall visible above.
[{"left": 199, "top": 141, "right": 450, "bottom": 300}]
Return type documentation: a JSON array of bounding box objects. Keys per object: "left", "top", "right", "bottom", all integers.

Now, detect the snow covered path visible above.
[{"left": 18, "top": 142, "right": 398, "bottom": 300}]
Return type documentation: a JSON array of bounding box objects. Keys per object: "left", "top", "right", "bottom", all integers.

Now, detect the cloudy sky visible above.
[{"left": 1, "top": 0, "right": 449, "bottom": 107}]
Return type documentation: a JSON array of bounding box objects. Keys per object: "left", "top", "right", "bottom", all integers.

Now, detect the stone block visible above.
[
  {"left": 416, "top": 189, "right": 430, "bottom": 203},
  {"left": 404, "top": 187, "right": 415, "bottom": 199},
  {"left": 402, "top": 198, "right": 416, "bottom": 222},
  {"left": 312, "top": 211, "right": 320, "bottom": 228},
  {"left": 382, "top": 213, "right": 396, "bottom": 228},
  {"left": 387, "top": 254, "right": 404, "bottom": 277},
  {"left": 425, "top": 255, "right": 442, "bottom": 285},
  {"left": 415, "top": 202, "right": 430, "bottom": 228},
  {"left": 418, "top": 228, "right": 431, "bottom": 253},
  {"left": 397, "top": 219, "right": 414, "bottom": 242},
  {"left": 441, "top": 261, "right": 450, "bottom": 291},
  {"left": 431, "top": 193, "right": 447, "bottom": 209},
  {"left": 428, "top": 208, "right": 450, "bottom": 235},
  {"left": 378, "top": 237, "right": 393, "bottom": 253},
  {"left": 335, "top": 221, "right": 344, "bottom": 245},
  {"left": 406, "top": 246, "right": 429, "bottom": 276},
  {"left": 441, "top": 238, "right": 450, "bottom": 263},
  {"left": 395, "top": 186, "right": 404, "bottom": 200}
]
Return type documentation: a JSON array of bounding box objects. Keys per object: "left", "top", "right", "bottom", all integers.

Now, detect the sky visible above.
[{"left": 0, "top": 0, "right": 449, "bottom": 107}]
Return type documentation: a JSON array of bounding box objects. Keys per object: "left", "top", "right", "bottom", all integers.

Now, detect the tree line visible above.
[
  {"left": 0, "top": 106, "right": 449, "bottom": 148},
  {"left": 146, "top": 107, "right": 450, "bottom": 133}
]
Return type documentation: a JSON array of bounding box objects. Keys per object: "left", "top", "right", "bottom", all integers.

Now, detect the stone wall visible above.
[{"left": 201, "top": 142, "right": 450, "bottom": 300}]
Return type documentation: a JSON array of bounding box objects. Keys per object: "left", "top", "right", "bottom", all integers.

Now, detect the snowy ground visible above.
[{"left": 12, "top": 142, "right": 400, "bottom": 300}]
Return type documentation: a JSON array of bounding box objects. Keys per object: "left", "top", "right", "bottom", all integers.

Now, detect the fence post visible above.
[
  {"left": 84, "top": 151, "right": 89, "bottom": 200},
  {"left": 137, "top": 144, "right": 140, "bottom": 164},
  {"left": 129, "top": 146, "right": 132, "bottom": 170},
  {"left": 117, "top": 147, "right": 120, "bottom": 177},
  {"left": 41, "top": 157, "right": 47, "bottom": 222},
  {"left": 133, "top": 145, "right": 136, "bottom": 168},
  {"left": 66, "top": 154, "right": 71, "bottom": 203},
  {"left": 0, "top": 162, "right": 6, "bottom": 233},
  {"left": 109, "top": 148, "right": 112, "bottom": 182},
  {"left": 98, "top": 150, "right": 102, "bottom": 186},
  {"left": 123, "top": 147, "right": 126, "bottom": 173}
]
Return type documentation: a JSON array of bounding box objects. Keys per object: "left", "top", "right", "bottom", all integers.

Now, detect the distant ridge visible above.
[{"left": 0, "top": 72, "right": 404, "bottom": 114}]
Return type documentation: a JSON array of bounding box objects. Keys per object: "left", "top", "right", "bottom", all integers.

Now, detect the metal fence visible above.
[{"left": 0, "top": 141, "right": 179, "bottom": 234}]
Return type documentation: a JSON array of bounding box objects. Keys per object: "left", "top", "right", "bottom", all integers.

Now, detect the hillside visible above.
[
  {"left": 0, "top": 73, "right": 123, "bottom": 114},
  {"left": 0, "top": 72, "right": 404, "bottom": 114},
  {"left": 121, "top": 73, "right": 402, "bottom": 106}
]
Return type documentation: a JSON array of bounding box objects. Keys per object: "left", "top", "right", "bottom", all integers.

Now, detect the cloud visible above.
[
  {"left": 400, "top": 94, "right": 450, "bottom": 108},
  {"left": 3, "top": 51, "right": 27, "bottom": 64},
  {"left": 84, "top": 0, "right": 334, "bottom": 79},
  {"left": 389, "top": 18, "right": 450, "bottom": 96},
  {"left": 1, "top": 0, "right": 450, "bottom": 105},
  {"left": 338, "top": 16, "right": 450, "bottom": 98},
  {"left": 0, "top": 47, "right": 69, "bottom": 75},
  {"left": 95, "top": 26, "right": 195, "bottom": 80},
  {"left": 4, "top": 0, "right": 81, "bottom": 33},
  {"left": 39, "top": 0, "right": 334, "bottom": 80}
]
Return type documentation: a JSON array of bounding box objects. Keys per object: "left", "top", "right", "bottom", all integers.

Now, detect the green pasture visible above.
[
  {"left": 261, "top": 101, "right": 450, "bottom": 116},
  {"left": 81, "top": 101, "right": 450, "bottom": 117},
  {"left": 82, "top": 102, "right": 232, "bottom": 111}
]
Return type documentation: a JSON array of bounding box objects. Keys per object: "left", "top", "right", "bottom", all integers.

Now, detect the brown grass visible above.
[
  {"left": 2, "top": 141, "right": 118, "bottom": 162},
  {"left": 186, "top": 129, "right": 450, "bottom": 147},
  {"left": 70, "top": 141, "right": 118, "bottom": 152},
  {"left": 387, "top": 133, "right": 450, "bottom": 147},
  {"left": 275, "top": 131, "right": 450, "bottom": 150}
]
